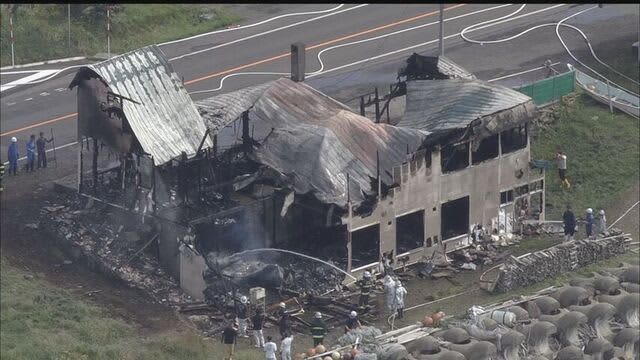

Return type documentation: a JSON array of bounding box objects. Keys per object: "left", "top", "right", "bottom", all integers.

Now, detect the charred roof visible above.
[
  {"left": 69, "top": 45, "right": 211, "bottom": 165},
  {"left": 197, "top": 78, "right": 428, "bottom": 208}
]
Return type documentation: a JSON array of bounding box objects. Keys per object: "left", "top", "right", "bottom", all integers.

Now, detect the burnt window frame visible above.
[
  {"left": 395, "top": 210, "right": 425, "bottom": 255},
  {"left": 441, "top": 142, "right": 470, "bottom": 173},
  {"left": 500, "top": 124, "right": 528, "bottom": 155},
  {"left": 471, "top": 134, "right": 499, "bottom": 165}
]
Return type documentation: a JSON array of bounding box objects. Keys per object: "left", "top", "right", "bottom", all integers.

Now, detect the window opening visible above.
[
  {"left": 472, "top": 134, "right": 499, "bottom": 164},
  {"left": 396, "top": 210, "right": 425, "bottom": 254},
  {"left": 501, "top": 124, "right": 528, "bottom": 154},
  {"left": 441, "top": 142, "right": 470, "bottom": 173},
  {"left": 500, "top": 190, "right": 514, "bottom": 205},
  {"left": 441, "top": 196, "right": 470, "bottom": 240},
  {"left": 351, "top": 224, "right": 380, "bottom": 269}
]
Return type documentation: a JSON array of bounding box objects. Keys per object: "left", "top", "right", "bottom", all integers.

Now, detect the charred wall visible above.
[{"left": 346, "top": 125, "right": 545, "bottom": 274}]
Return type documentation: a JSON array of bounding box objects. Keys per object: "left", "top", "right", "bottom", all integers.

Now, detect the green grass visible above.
[
  {"left": 0, "top": 257, "right": 264, "bottom": 360},
  {"left": 531, "top": 93, "right": 640, "bottom": 220},
  {"left": 0, "top": 4, "right": 241, "bottom": 66}
]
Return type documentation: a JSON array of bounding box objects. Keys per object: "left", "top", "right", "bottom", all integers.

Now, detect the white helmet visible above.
[
  {"left": 363, "top": 271, "right": 371, "bottom": 278},
  {"left": 586, "top": 208, "right": 593, "bottom": 214},
  {"left": 240, "top": 296, "right": 248, "bottom": 304},
  {"left": 350, "top": 311, "right": 357, "bottom": 318},
  {"left": 599, "top": 209, "right": 605, "bottom": 215},
  {"left": 279, "top": 302, "right": 286, "bottom": 308},
  {"left": 11, "top": 137, "right": 17, "bottom": 143},
  {"left": 315, "top": 312, "right": 322, "bottom": 319}
]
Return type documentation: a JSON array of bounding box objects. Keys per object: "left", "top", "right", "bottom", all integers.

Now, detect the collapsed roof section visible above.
[
  {"left": 69, "top": 45, "right": 211, "bottom": 165},
  {"left": 397, "top": 79, "right": 536, "bottom": 149},
  {"left": 197, "top": 78, "right": 429, "bottom": 208}
]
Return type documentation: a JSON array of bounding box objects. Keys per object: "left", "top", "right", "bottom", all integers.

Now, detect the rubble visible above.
[
  {"left": 39, "top": 194, "right": 192, "bottom": 306},
  {"left": 487, "top": 232, "right": 631, "bottom": 293}
]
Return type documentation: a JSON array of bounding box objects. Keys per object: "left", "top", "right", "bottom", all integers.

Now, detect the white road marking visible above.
[
  {"left": 24, "top": 98, "right": 33, "bottom": 101},
  {"left": 55, "top": 88, "right": 67, "bottom": 92},
  {"left": 0, "top": 69, "right": 59, "bottom": 93},
  {"left": 40, "top": 92, "right": 50, "bottom": 97},
  {"left": 169, "top": 4, "right": 369, "bottom": 61},
  {"left": 307, "top": 4, "right": 567, "bottom": 79},
  {"left": 158, "top": 4, "right": 348, "bottom": 46}
]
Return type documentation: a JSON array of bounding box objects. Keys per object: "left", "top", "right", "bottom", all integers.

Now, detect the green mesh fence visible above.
[{"left": 514, "top": 71, "right": 575, "bottom": 106}]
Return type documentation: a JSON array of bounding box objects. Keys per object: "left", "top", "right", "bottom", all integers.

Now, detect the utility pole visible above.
[
  {"left": 438, "top": 4, "right": 444, "bottom": 56},
  {"left": 106, "top": 4, "right": 111, "bottom": 59},
  {"left": 68, "top": 4, "right": 71, "bottom": 53},
  {"left": 9, "top": 9, "right": 15, "bottom": 67}
]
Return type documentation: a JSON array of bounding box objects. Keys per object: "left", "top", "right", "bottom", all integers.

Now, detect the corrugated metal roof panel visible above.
[
  {"left": 397, "top": 79, "right": 533, "bottom": 133},
  {"left": 436, "top": 56, "right": 477, "bottom": 80},
  {"left": 195, "top": 81, "right": 274, "bottom": 134},
  {"left": 197, "top": 78, "right": 428, "bottom": 207},
  {"left": 84, "top": 45, "right": 210, "bottom": 165}
]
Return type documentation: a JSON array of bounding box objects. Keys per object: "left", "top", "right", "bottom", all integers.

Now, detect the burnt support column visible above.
[
  {"left": 291, "top": 42, "right": 306, "bottom": 82},
  {"left": 92, "top": 137, "right": 99, "bottom": 195},
  {"left": 374, "top": 87, "right": 380, "bottom": 123},
  {"left": 242, "top": 111, "right": 250, "bottom": 155},
  {"left": 78, "top": 146, "right": 83, "bottom": 193}
]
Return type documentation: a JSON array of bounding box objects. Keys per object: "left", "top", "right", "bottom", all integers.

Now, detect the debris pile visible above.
[
  {"left": 202, "top": 250, "right": 347, "bottom": 307},
  {"left": 493, "top": 233, "right": 631, "bottom": 292},
  {"left": 39, "top": 194, "right": 191, "bottom": 305}
]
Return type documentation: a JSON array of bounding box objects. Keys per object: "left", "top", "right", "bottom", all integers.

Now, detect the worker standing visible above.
[
  {"left": 393, "top": 281, "right": 407, "bottom": 319},
  {"left": 585, "top": 208, "right": 594, "bottom": 238},
  {"left": 344, "top": 310, "right": 362, "bottom": 333},
  {"left": 264, "top": 336, "right": 278, "bottom": 360},
  {"left": 383, "top": 275, "right": 396, "bottom": 315},
  {"left": 357, "top": 271, "right": 374, "bottom": 309},
  {"left": 280, "top": 332, "right": 293, "bottom": 360},
  {"left": 562, "top": 205, "right": 576, "bottom": 242},
  {"left": 221, "top": 321, "right": 238, "bottom": 360},
  {"left": 310, "top": 312, "right": 327, "bottom": 347},
  {"left": 36, "top": 131, "right": 53, "bottom": 169},
  {"left": 555, "top": 150, "right": 570, "bottom": 189},
  {"left": 26, "top": 134, "right": 36, "bottom": 172},
  {"left": 279, "top": 311, "right": 292, "bottom": 339},
  {"left": 7, "top": 137, "right": 19, "bottom": 176},
  {"left": 235, "top": 296, "right": 249, "bottom": 338},
  {"left": 252, "top": 307, "right": 266, "bottom": 348},
  {"left": 597, "top": 209, "right": 607, "bottom": 234}
]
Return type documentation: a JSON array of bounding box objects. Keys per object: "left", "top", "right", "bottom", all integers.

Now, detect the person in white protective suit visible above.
[
  {"left": 393, "top": 280, "right": 407, "bottom": 319},
  {"left": 383, "top": 275, "right": 396, "bottom": 315}
]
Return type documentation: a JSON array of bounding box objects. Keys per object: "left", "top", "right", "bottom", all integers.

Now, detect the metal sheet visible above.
[
  {"left": 398, "top": 79, "right": 534, "bottom": 134},
  {"left": 70, "top": 45, "right": 210, "bottom": 165},
  {"left": 197, "top": 78, "right": 429, "bottom": 207}
]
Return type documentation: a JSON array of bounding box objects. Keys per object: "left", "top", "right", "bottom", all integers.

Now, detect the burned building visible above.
[{"left": 69, "top": 46, "right": 544, "bottom": 300}]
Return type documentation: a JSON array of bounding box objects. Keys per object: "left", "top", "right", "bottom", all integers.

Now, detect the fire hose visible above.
[{"left": 460, "top": 4, "right": 639, "bottom": 95}]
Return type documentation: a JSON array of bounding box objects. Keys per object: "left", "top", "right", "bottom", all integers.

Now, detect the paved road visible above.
[{"left": 1, "top": 3, "right": 637, "bottom": 165}]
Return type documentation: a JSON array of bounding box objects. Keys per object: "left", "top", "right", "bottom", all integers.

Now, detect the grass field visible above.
[
  {"left": 531, "top": 93, "right": 640, "bottom": 220},
  {"left": 0, "top": 256, "right": 267, "bottom": 360},
  {"left": 0, "top": 4, "right": 241, "bottom": 67}
]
